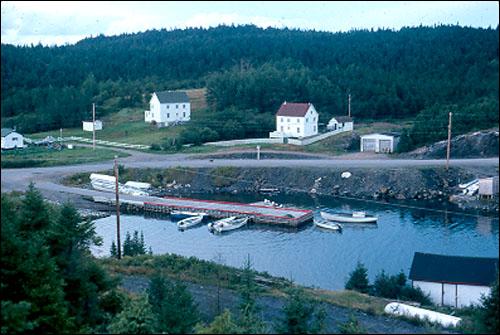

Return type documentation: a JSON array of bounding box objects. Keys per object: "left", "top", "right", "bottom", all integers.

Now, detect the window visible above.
[
  {"left": 287, "top": 126, "right": 290, "bottom": 130},
  {"left": 183, "top": 104, "right": 186, "bottom": 108},
  {"left": 281, "top": 126, "right": 284, "bottom": 131},
  {"left": 176, "top": 113, "right": 178, "bottom": 117},
  {"left": 313, "top": 126, "right": 316, "bottom": 132},
  {"left": 167, "top": 113, "right": 170, "bottom": 118},
  {"left": 12, "top": 137, "right": 18, "bottom": 141},
  {"left": 306, "top": 118, "right": 309, "bottom": 123},
  {"left": 281, "top": 117, "right": 284, "bottom": 122},
  {"left": 313, "top": 117, "right": 316, "bottom": 121},
  {"left": 297, "top": 119, "right": 299, "bottom": 123},
  {"left": 176, "top": 104, "right": 179, "bottom": 109},
  {"left": 183, "top": 112, "right": 186, "bottom": 117},
  {"left": 297, "top": 127, "right": 300, "bottom": 133},
  {"left": 287, "top": 118, "right": 290, "bottom": 122},
  {"left": 167, "top": 105, "right": 170, "bottom": 109}
]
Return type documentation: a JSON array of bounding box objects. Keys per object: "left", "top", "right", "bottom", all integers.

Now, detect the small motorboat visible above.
[
  {"left": 320, "top": 211, "right": 377, "bottom": 223},
  {"left": 170, "top": 210, "right": 204, "bottom": 220},
  {"left": 314, "top": 220, "right": 343, "bottom": 231},
  {"left": 177, "top": 215, "right": 204, "bottom": 230},
  {"left": 209, "top": 216, "right": 248, "bottom": 233}
]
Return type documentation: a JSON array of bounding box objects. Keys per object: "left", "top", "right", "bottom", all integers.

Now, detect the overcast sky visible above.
[{"left": 1, "top": 1, "right": 498, "bottom": 46}]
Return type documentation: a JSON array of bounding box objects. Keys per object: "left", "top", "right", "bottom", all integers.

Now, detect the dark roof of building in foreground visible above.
[
  {"left": 1, "top": 128, "right": 17, "bottom": 137},
  {"left": 154, "top": 91, "right": 190, "bottom": 103},
  {"left": 276, "top": 102, "right": 312, "bottom": 117},
  {"left": 409, "top": 252, "right": 499, "bottom": 286},
  {"left": 331, "top": 116, "right": 353, "bottom": 122}
]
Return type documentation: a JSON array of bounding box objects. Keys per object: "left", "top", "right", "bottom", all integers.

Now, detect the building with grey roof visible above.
[{"left": 145, "top": 90, "right": 191, "bottom": 127}]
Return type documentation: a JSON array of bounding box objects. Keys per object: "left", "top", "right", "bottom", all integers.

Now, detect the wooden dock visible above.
[{"left": 95, "top": 194, "right": 313, "bottom": 227}]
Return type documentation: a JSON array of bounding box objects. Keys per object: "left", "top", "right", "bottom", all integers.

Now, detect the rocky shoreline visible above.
[{"left": 63, "top": 164, "right": 499, "bottom": 216}]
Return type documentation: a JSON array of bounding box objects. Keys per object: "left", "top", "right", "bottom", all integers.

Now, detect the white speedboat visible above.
[
  {"left": 314, "top": 220, "right": 343, "bottom": 231},
  {"left": 177, "top": 215, "right": 204, "bottom": 230},
  {"left": 209, "top": 216, "right": 248, "bottom": 233},
  {"left": 320, "top": 211, "right": 377, "bottom": 223}
]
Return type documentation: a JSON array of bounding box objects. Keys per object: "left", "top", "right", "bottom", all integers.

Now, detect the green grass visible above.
[{"left": 1, "top": 145, "right": 129, "bottom": 168}]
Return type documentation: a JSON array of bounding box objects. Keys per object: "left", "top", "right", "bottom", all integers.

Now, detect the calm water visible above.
[{"left": 92, "top": 193, "right": 499, "bottom": 290}]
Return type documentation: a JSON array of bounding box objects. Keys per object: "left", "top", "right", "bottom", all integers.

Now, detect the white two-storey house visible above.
[
  {"left": 269, "top": 102, "right": 319, "bottom": 139},
  {"left": 145, "top": 90, "right": 191, "bottom": 127}
]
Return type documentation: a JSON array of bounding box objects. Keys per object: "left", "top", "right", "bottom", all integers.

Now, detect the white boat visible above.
[
  {"left": 320, "top": 211, "right": 377, "bottom": 223},
  {"left": 177, "top": 215, "right": 204, "bottom": 230},
  {"left": 314, "top": 220, "right": 343, "bottom": 231},
  {"left": 170, "top": 210, "right": 204, "bottom": 220},
  {"left": 209, "top": 216, "right": 248, "bottom": 233}
]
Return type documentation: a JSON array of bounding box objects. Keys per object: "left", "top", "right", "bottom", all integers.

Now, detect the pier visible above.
[{"left": 94, "top": 194, "right": 313, "bottom": 227}]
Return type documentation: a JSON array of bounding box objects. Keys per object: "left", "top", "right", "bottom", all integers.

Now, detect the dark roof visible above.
[
  {"left": 1, "top": 128, "right": 17, "bottom": 137},
  {"left": 154, "top": 91, "right": 190, "bottom": 104},
  {"left": 331, "top": 116, "right": 353, "bottom": 123},
  {"left": 382, "top": 131, "right": 401, "bottom": 137},
  {"left": 276, "top": 102, "right": 311, "bottom": 117},
  {"left": 409, "top": 252, "right": 499, "bottom": 286}
]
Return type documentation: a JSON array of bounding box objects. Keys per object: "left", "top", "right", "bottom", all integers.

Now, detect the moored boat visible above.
[
  {"left": 209, "top": 216, "right": 248, "bottom": 233},
  {"left": 320, "top": 211, "right": 377, "bottom": 223},
  {"left": 170, "top": 210, "right": 205, "bottom": 220},
  {"left": 314, "top": 220, "right": 343, "bottom": 231},
  {"left": 177, "top": 215, "right": 204, "bottom": 230}
]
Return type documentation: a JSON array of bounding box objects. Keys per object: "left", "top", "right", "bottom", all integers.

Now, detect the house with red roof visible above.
[{"left": 269, "top": 102, "right": 319, "bottom": 139}]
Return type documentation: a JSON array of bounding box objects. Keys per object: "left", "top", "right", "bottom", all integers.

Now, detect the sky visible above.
[{"left": 1, "top": 1, "right": 498, "bottom": 46}]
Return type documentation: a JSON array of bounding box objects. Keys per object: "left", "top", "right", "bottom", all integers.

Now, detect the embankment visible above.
[{"left": 65, "top": 164, "right": 499, "bottom": 215}]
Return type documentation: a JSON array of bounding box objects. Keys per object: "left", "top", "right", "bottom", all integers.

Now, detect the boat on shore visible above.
[
  {"left": 314, "top": 220, "right": 343, "bottom": 231},
  {"left": 170, "top": 210, "right": 205, "bottom": 220},
  {"left": 320, "top": 211, "right": 377, "bottom": 223},
  {"left": 177, "top": 215, "right": 205, "bottom": 230},
  {"left": 208, "top": 216, "right": 248, "bottom": 233}
]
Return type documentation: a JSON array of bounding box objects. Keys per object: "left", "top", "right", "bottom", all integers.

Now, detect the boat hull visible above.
[
  {"left": 314, "top": 221, "right": 342, "bottom": 231},
  {"left": 177, "top": 215, "right": 204, "bottom": 230},
  {"left": 320, "top": 211, "right": 377, "bottom": 223}
]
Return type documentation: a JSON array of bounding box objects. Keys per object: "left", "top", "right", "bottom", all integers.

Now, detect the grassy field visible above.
[
  {"left": 26, "top": 87, "right": 412, "bottom": 157},
  {"left": 1, "top": 145, "right": 129, "bottom": 168},
  {"left": 27, "top": 88, "right": 208, "bottom": 147}
]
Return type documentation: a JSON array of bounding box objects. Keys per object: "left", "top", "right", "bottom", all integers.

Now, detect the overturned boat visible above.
[
  {"left": 177, "top": 215, "right": 205, "bottom": 230},
  {"left": 209, "top": 216, "right": 248, "bottom": 233}
]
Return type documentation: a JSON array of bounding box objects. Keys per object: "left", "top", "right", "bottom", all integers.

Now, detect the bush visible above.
[
  {"left": 150, "top": 143, "right": 161, "bottom": 151},
  {"left": 372, "top": 270, "right": 431, "bottom": 305},
  {"left": 345, "top": 262, "right": 370, "bottom": 294}
]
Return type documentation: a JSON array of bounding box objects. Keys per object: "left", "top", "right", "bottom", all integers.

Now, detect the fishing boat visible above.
[
  {"left": 170, "top": 210, "right": 205, "bottom": 220},
  {"left": 209, "top": 216, "right": 248, "bottom": 233},
  {"left": 320, "top": 211, "right": 377, "bottom": 223},
  {"left": 177, "top": 215, "right": 205, "bottom": 230},
  {"left": 314, "top": 220, "right": 343, "bottom": 231}
]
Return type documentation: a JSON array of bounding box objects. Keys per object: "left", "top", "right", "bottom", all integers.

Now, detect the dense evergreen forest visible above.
[{"left": 1, "top": 24, "right": 498, "bottom": 149}]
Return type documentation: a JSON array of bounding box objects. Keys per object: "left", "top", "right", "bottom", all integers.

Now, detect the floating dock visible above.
[{"left": 95, "top": 194, "right": 313, "bottom": 227}]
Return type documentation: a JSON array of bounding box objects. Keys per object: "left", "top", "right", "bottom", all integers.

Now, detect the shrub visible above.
[{"left": 345, "top": 262, "right": 370, "bottom": 294}]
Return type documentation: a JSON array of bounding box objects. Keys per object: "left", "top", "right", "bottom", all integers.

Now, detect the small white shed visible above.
[
  {"left": 1, "top": 128, "right": 24, "bottom": 150},
  {"left": 409, "top": 252, "right": 499, "bottom": 308},
  {"left": 327, "top": 116, "right": 353, "bottom": 132},
  {"left": 83, "top": 120, "right": 103, "bottom": 132},
  {"left": 478, "top": 177, "right": 499, "bottom": 199},
  {"left": 360, "top": 133, "right": 400, "bottom": 153}
]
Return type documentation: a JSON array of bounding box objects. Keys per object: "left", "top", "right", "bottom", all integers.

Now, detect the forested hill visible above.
[{"left": 1, "top": 24, "right": 498, "bottom": 143}]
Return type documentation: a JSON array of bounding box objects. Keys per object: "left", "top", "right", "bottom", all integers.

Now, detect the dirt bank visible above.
[{"left": 64, "top": 164, "right": 499, "bottom": 215}]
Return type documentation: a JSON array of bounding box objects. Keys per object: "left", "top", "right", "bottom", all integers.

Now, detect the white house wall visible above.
[
  {"left": 1, "top": 132, "right": 24, "bottom": 149},
  {"left": 413, "top": 280, "right": 491, "bottom": 308},
  {"left": 275, "top": 106, "right": 318, "bottom": 138},
  {"left": 146, "top": 94, "right": 191, "bottom": 125}
]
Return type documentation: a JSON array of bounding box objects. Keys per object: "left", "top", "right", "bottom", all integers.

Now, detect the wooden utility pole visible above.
[
  {"left": 114, "top": 156, "right": 121, "bottom": 259},
  {"left": 348, "top": 94, "right": 351, "bottom": 117},
  {"left": 92, "top": 103, "right": 96, "bottom": 150},
  {"left": 446, "top": 112, "right": 452, "bottom": 171}
]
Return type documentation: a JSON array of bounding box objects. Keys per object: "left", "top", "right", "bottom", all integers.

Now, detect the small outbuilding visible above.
[
  {"left": 82, "top": 120, "right": 103, "bottom": 132},
  {"left": 360, "top": 133, "right": 400, "bottom": 153},
  {"left": 409, "top": 252, "right": 499, "bottom": 308},
  {"left": 327, "top": 116, "right": 353, "bottom": 132},
  {"left": 1, "top": 128, "right": 24, "bottom": 150},
  {"left": 478, "top": 177, "right": 499, "bottom": 199}
]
